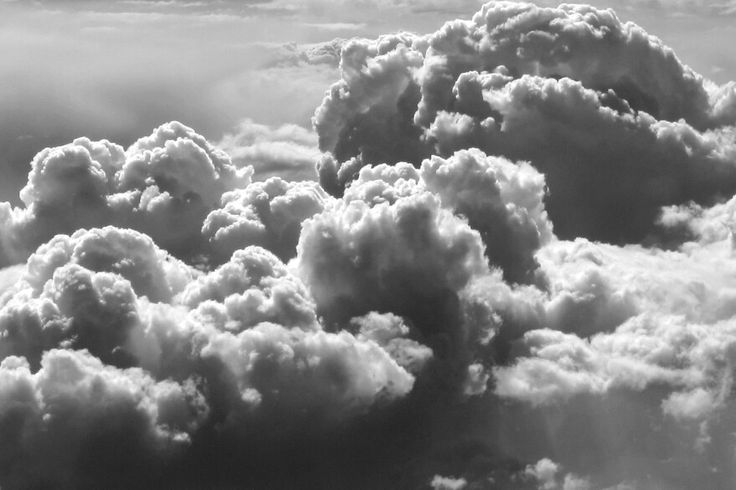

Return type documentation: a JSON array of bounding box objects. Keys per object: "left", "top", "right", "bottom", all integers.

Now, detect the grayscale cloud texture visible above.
[{"left": 0, "top": 1, "right": 736, "bottom": 489}]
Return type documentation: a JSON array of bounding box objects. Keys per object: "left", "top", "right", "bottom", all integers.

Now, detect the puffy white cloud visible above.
[
  {"left": 485, "top": 232, "right": 736, "bottom": 488},
  {"left": 201, "top": 322, "right": 416, "bottom": 418},
  {"left": 112, "top": 121, "right": 252, "bottom": 259},
  {"left": 319, "top": 147, "right": 553, "bottom": 284},
  {"left": 2, "top": 1, "right": 736, "bottom": 488},
  {"left": 430, "top": 474, "right": 468, "bottom": 489},
  {"left": 494, "top": 313, "right": 736, "bottom": 419},
  {"left": 302, "top": 9, "right": 736, "bottom": 479},
  {"left": 202, "top": 178, "right": 331, "bottom": 263},
  {"left": 351, "top": 311, "right": 434, "bottom": 374},
  {"left": 19, "top": 137, "right": 122, "bottom": 210},
  {"left": 179, "top": 246, "right": 319, "bottom": 331},
  {"left": 524, "top": 458, "right": 561, "bottom": 490},
  {"left": 539, "top": 238, "right": 736, "bottom": 328},
  {"left": 314, "top": 1, "right": 736, "bottom": 243},
  {"left": 0, "top": 219, "right": 436, "bottom": 486},
  {"left": 415, "top": 2, "right": 718, "bottom": 126},
  {"left": 421, "top": 148, "right": 552, "bottom": 284},
  {"left": 0, "top": 227, "right": 194, "bottom": 367},
  {"left": 491, "top": 234, "right": 736, "bottom": 411},
  {"left": 120, "top": 121, "right": 248, "bottom": 209},
  {"left": 295, "top": 182, "right": 488, "bottom": 328},
  {"left": 35, "top": 226, "right": 194, "bottom": 301},
  {"left": 0, "top": 122, "right": 252, "bottom": 266},
  {"left": 0, "top": 224, "right": 422, "bottom": 411},
  {"left": 430, "top": 75, "right": 736, "bottom": 242},
  {"left": 313, "top": 33, "right": 430, "bottom": 165}
]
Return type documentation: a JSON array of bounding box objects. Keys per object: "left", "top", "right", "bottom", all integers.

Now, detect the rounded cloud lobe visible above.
[{"left": 1, "top": 1, "right": 736, "bottom": 489}]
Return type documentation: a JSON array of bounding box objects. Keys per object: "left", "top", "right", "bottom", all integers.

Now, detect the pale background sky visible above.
[{"left": 1, "top": 0, "right": 734, "bottom": 202}]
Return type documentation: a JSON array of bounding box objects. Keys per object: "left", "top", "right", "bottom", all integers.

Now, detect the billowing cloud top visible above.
[{"left": 1, "top": 2, "right": 736, "bottom": 489}]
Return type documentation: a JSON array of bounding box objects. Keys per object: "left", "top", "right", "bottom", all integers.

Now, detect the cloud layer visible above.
[{"left": 1, "top": 1, "right": 736, "bottom": 488}]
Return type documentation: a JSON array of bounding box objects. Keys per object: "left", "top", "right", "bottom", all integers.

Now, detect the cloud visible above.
[
  {"left": 420, "top": 148, "right": 553, "bottom": 284},
  {"left": 315, "top": 148, "right": 554, "bottom": 284},
  {"left": 430, "top": 474, "right": 468, "bottom": 489},
  {"left": 314, "top": 1, "right": 736, "bottom": 243},
  {"left": 0, "top": 122, "right": 251, "bottom": 266},
  {"left": 216, "top": 118, "right": 322, "bottom": 182},
  {"left": 484, "top": 235, "right": 736, "bottom": 488},
  {"left": 426, "top": 75, "right": 736, "bottom": 243},
  {"left": 613, "top": 0, "right": 736, "bottom": 17},
  {"left": 305, "top": 3, "right": 736, "bottom": 486},
  {"left": 0, "top": 4, "right": 340, "bottom": 210},
  {"left": 0, "top": 349, "right": 207, "bottom": 489},
  {"left": 202, "top": 177, "right": 331, "bottom": 263},
  {"left": 0, "top": 226, "right": 194, "bottom": 367},
  {"left": 179, "top": 245, "right": 319, "bottom": 330},
  {"left": 521, "top": 459, "right": 592, "bottom": 490},
  {"left": 2, "top": 1, "right": 736, "bottom": 488},
  {"left": 295, "top": 172, "right": 488, "bottom": 330},
  {"left": 0, "top": 223, "right": 431, "bottom": 486}
]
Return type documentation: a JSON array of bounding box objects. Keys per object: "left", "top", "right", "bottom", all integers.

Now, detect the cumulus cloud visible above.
[
  {"left": 2, "top": 1, "right": 736, "bottom": 489},
  {"left": 202, "top": 177, "right": 331, "bottom": 263},
  {"left": 0, "top": 227, "right": 192, "bottom": 366},
  {"left": 0, "top": 122, "right": 252, "bottom": 266},
  {"left": 313, "top": 33, "right": 430, "bottom": 165},
  {"left": 305, "top": 2, "right": 736, "bottom": 487},
  {"left": 179, "top": 245, "right": 319, "bottom": 330},
  {"left": 314, "top": 1, "right": 736, "bottom": 242},
  {"left": 521, "top": 459, "right": 592, "bottom": 490},
  {"left": 482, "top": 234, "right": 736, "bottom": 488},
  {"left": 295, "top": 173, "right": 487, "bottom": 329},
  {"left": 0, "top": 224, "right": 430, "bottom": 486},
  {"left": 0, "top": 349, "right": 207, "bottom": 489},
  {"left": 420, "top": 149, "right": 553, "bottom": 284},
  {"left": 315, "top": 147, "right": 554, "bottom": 284},
  {"left": 431, "top": 474, "right": 468, "bottom": 489}
]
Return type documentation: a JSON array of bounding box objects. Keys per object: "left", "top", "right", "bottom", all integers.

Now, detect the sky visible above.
[{"left": 0, "top": 0, "right": 736, "bottom": 489}]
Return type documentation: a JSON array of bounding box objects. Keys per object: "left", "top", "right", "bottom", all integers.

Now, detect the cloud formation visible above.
[
  {"left": 0, "top": 227, "right": 429, "bottom": 486},
  {"left": 202, "top": 177, "right": 330, "bottom": 263},
  {"left": 1, "top": 1, "right": 736, "bottom": 488},
  {"left": 217, "top": 118, "right": 322, "bottom": 182},
  {"left": 0, "top": 122, "right": 251, "bottom": 266},
  {"left": 315, "top": 1, "right": 736, "bottom": 242}
]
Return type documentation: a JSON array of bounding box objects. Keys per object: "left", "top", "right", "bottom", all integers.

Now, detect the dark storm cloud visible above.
[{"left": 2, "top": 1, "right": 736, "bottom": 489}]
